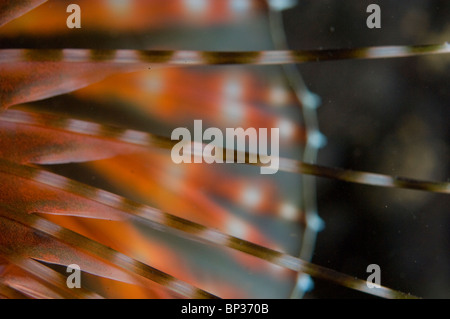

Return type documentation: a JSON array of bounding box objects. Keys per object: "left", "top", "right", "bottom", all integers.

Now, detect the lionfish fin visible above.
[
  {"left": 1, "top": 44, "right": 449, "bottom": 108},
  {"left": 0, "top": 159, "right": 417, "bottom": 298},
  {"left": 2, "top": 109, "right": 449, "bottom": 193},
  {"left": 0, "top": 207, "right": 218, "bottom": 299},
  {"left": 2, "top": 44, "right": 449, "bottom": 65},
  {"left": 0, "top": 259, "right": 102, "bottom": 299}
]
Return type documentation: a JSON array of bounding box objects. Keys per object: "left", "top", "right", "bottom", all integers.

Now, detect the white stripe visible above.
[
  {"left": 367, "top": 46, "right": 409, "bottom": 58},
  {"left": 119, "top": 129, "right": 150, "bottom": 145},
  {"left": 115, "top": 50, "right": 140, "bottom": 63},
  {"left": 63, "top": 49, "right": 90, "bottom": 62},
  {"left": 34, "top": 170, "right": 68, "bottom": 191},
  {"left": 65, "top": 119, "right": 102, "bottom": 135},
  {"left": 171, "top": 50, "right": 203, "bottom": 65}
]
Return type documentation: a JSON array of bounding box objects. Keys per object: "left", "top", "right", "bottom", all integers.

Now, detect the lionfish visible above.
[{"left": 0, "top": 0, "right": 449, "bottom": 299}]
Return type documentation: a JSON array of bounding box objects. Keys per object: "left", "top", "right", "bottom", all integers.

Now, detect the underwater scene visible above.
[{"left": 0, "top": 0, "right": 449, "bottom": 299}]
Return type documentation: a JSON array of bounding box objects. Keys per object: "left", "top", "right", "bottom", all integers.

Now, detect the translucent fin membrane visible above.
[
  {"left": 1, "top": 0, "right": 448, "bottom": 300},
  {"left": 1, "top": 44, "right": 448, "bottom": 109},
  {"left": 0, "top": 159, "right": 418, "bottom": 298},
  {"left": 0, "top": 0, "right": 47, "bottom": 27},
  {"left": 74, "top": 68, "right": 305, "bottom": 144},
  {"left": 0, "top": 206, "right": 218, "bottom": 299},
  {"left": 0, "top": 0, "right": 264, "bottom": 35},
  {"left": 1, "top": 109, "right": 448, "bottom": 194},
  {"left": 0, "top": 257, "right": 103, "bottom": 299}
]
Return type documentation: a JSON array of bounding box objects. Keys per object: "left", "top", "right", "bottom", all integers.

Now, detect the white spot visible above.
[
  {"left": 4, "top": 110, "right": 36, "bottom": 126},
  {"left": 63, "top": 49, "right": 90, "bottom": 62},
  {"left": 230, "top": 0, "right": 252, "bottom": 14},
  {"left": 367, "top": 46, "right": 408, "bottom": 58},
  {"left": 307, "top": 130, "right": 327, "bottom": 148},
  {"left": 223, "top": 100, "right": 245, "bottom": 124},
  {"left": 116, "top": 50, "right": 140, "bottom": 63},
  {"left": 97, "top": 191, "right": 124, "bottom": 209},
  {"left": 201, "top": 229, "right": 229, "bottom": 246},
  {"left": 223, "top": 75, "right": 243, "bottom": 99},
  {"left": 277, "top": 118, "right": 295, "bottom": 139},
  {"left": 226, "top": 218, "right": 248, "bottom": 239},
  {"left": 261, "top": 50, "right": 289, "bottom": 64},
  {"left": 141, "top": 73, "right": 164, "bottom": 93},
  {"left": 269, "top": 85, "right": 289, "bottom": 106},
  {"left": 302, "top": 91, "right": 321, "bottom": 109},
  {"left": 31, "top": 218, "right": 62, "bottom": 237},
  {"left": 279, "top": 202, "right": 299, "bottom": 220},
  {"left": 119, "top": 130, "right": 149, "bottom": 145},
  {"left": 296, "top": 274, "right": 314, "bottom": 292},
  {"left": 167, "top": 280, "right": 197, "bottom": 298},
  {"left": 35, "top": 171, "right": 68, "bottom": 192},
  {"left": 171, "top": 50, "right": 202, "bottom": 65},
  {"left": 306, "top": 213, "right": 325, "bottom": 232},
  {"left": 359, "top": 173, "right": 395, "bottom": 188},
  {"left": 66, "top": 119, "right": 101, "bottom": 136},
  {"left": 241, "top": 186, "right": 262, "bottom": 208},
  {"left": 137, "top": 206, "right": 166, "bottom": 225},
  {"left": 184, "top": 0, "right": 209, "bottom": 15}
]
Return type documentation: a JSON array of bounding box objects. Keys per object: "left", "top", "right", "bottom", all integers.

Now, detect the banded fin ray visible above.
[
  {"left": 0, "top": 159, "right": 418, "bottom": 299},
  {"left": 0, "top": 258, "right": 103, "bottom": 299},
  {"left": 1, "top": 109, "right": 449, "bottom": 194},
  {"left": 0, "top": 207, "right": 218, "bottom": 299},
  {"left": 1, "top": 43, "right": 449, "bottom": 108},
  {"left": 2, "top": 44, "right": 449, "bottom": 65}
]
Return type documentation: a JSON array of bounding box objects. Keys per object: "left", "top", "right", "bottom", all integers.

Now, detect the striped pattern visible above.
[
  {"left": 0, "top": 0, "right": 266, "bottom": 35},
  {"left": 279, "top": 160, "right": 450, "bottom": 194},
  {"left": 1, "top": 0, "right": 447, "bottom": 300},
  {"left": 0, "top": 43, "right": 449, "bottom": 65},
  {"left": 1, "top": 109, "right": 449, "bottom": 193},
  {"left": 0, "top": 159, "right": 418, "bottom": 299},
  {"left": 0, "top": 207, "right": 218, "bottom": 299},
  {"left": 0, "top": 255, "right": 103, "bottom": 299}
]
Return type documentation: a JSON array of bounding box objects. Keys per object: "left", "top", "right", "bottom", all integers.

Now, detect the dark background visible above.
[{"left": 283, "top": 0, "right": 450, "bottom": 298}]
